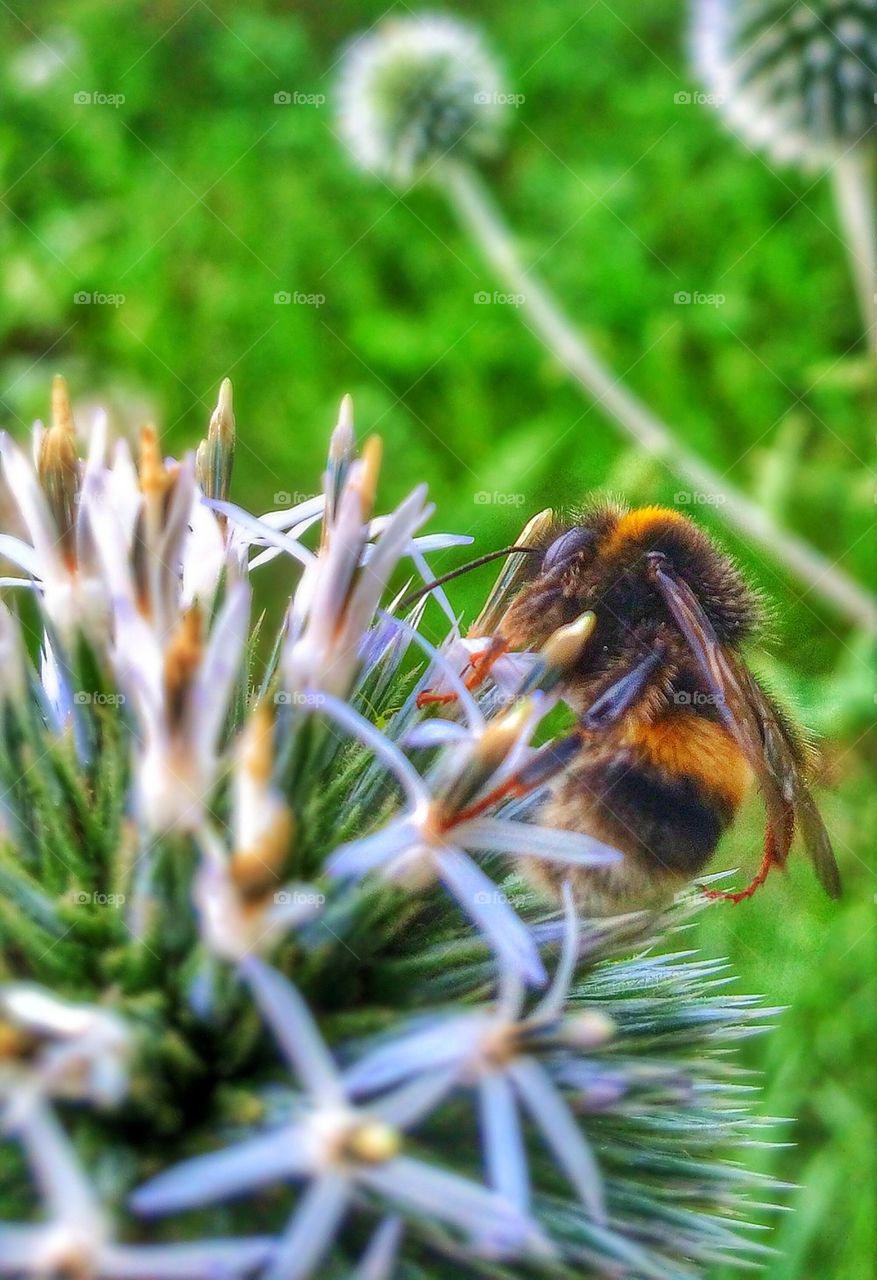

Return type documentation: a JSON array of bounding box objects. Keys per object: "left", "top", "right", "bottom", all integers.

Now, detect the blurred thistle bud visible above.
[
  {"left": 694, "top": 0, "right": 877, "bottom": 167},
  {"left": 195, "top": 377, "right": 235, "bottom": 503},
  {"left": 337, "top": 14, "right": 507, "bottom": 185}
]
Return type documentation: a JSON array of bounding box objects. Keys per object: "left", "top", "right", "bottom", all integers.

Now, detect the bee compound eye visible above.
[{"left": 542, "top": 527, "right": 596, "bottom": 571}]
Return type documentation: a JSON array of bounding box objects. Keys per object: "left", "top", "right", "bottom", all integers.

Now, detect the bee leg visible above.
[
  {"left": 700, "top": 834, "right": 776, "bottom": 904},
  {"left": 700, "top": 800, "right": 793, "bottom": 904},
  {"left": 453, "top": 776, "right": 528, "bottom": 824},
  {"left": 579, "top": 643, "right": 667, "bottom": 732},
  {"left": 416, "top": 688, "right": 459, "bottom": 708},
  {"left": 416, "top": 636, "right": 509, "bottom": 709},
  {"left": 452, "top": 731, "right": 583, "bottom": 825}
]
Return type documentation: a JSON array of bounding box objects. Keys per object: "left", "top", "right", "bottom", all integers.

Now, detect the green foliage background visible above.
[{"left": 0, "top": 1, "right": 873, "bottom": 1276}]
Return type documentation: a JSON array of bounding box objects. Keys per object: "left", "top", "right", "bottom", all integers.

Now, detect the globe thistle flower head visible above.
[
  {"left": 695, "top": 0, "right": 877, "bottom": 167},
  {"left": 338, "top": 14, "right": 508, "bottom": 185},
  {"left": 0, "top": 375, "right": 782, "bottom": 1278}
]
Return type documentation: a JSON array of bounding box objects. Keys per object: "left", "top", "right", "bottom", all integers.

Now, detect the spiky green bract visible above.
[{"left": 0, "top": 381, "right": 778, "bottom": 1278}]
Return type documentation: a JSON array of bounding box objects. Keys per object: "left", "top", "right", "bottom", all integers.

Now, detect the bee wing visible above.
[
  {"left": 648, "top": 553, "right": 841, "bottom": 898},
  {"left": 726, "top": 653, "right": 841, "bottom": 898}
]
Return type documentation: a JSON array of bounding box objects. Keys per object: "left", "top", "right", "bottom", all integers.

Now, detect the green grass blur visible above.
[{"left": 0, "top": 1, "right": 874, "bottom": 1275}]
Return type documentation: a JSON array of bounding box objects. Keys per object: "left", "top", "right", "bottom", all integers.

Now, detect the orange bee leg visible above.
[
  {"left": 416, "top": 636, "right": 509, "bottom": 710},
  {"left": 415, "top": 688, "right": 460, "bottom": 709},
  {"left": 700, "top": 804, "right": 793, "bottom": 904},
  {"left": 451, "top": 778, "right": 528, "bottom": 827},
  {"left": 700, "top": 841, "right": 776, "bottom": 904},
  {"left": 450, "top": 730, "right": 585, "bottom": 827}
]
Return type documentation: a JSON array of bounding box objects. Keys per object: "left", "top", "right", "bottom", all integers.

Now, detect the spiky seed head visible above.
[
  {"left": 694, "top": 0, "right": 877, "bottom": 167},
  {"left": 337, "top": 14, "right": 508, "bottom": 185}
]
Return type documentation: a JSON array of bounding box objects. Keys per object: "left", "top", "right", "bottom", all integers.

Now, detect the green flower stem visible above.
[{"left": 440, "top": 159, "right": 877, "bottom": 634}]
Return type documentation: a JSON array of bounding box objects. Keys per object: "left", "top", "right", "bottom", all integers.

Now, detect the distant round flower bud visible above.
[
  {"left": 694, "top": 0, "right": 877, "bottom": 166},
  {"left": 337, "top": 15, "right": 507, "bottom": 185}
]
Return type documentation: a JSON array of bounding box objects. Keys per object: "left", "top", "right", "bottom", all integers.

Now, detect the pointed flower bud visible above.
[
  {"left": 163, "top": 606, "right": 204, "bottom": 728},
  {"left": 540, "top": 611, "right": 597, "bottom": 674},
  {"left": 196, "top": 378, "right": 235, "bottom": 503},
  {"left": 354, "top": 434, "right": 383, "bottom": 521},
  {"left": 473, "top": 508, "right": 554, "bottom": 637},
  {"left": 37, "top": 375, "right": 79, "bottom": 566},
  {"left": 324, "top": 394, "right": 355, "bottom": 531},
  {"left": 230, "top": 703, "right": 295, "bottom": 900}
]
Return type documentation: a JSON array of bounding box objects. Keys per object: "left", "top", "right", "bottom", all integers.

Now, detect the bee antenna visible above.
[{"left": 398, "top": 545, "right": 540, "bottom": 611}]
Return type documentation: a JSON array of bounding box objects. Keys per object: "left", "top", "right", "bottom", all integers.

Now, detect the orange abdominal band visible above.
[{"left": 627, "top": 712, "right": 753, "bottom": 812}]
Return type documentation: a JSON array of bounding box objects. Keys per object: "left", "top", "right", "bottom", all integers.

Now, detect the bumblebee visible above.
[{"left": 420, "top": 502, "right": 841, "bottom": 912}]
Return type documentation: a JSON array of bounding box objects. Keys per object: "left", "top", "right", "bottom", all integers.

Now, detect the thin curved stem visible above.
[
  {"left": 440, "top": 160, "right": 877, "bottom": 635},
  {"left": 831, "top": 148, "right": 877, "bottom": 356}
]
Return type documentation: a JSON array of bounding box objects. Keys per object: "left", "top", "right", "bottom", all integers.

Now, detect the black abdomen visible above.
[{"left": 553, "top": 750, "right": 736, "bottom": 878}]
